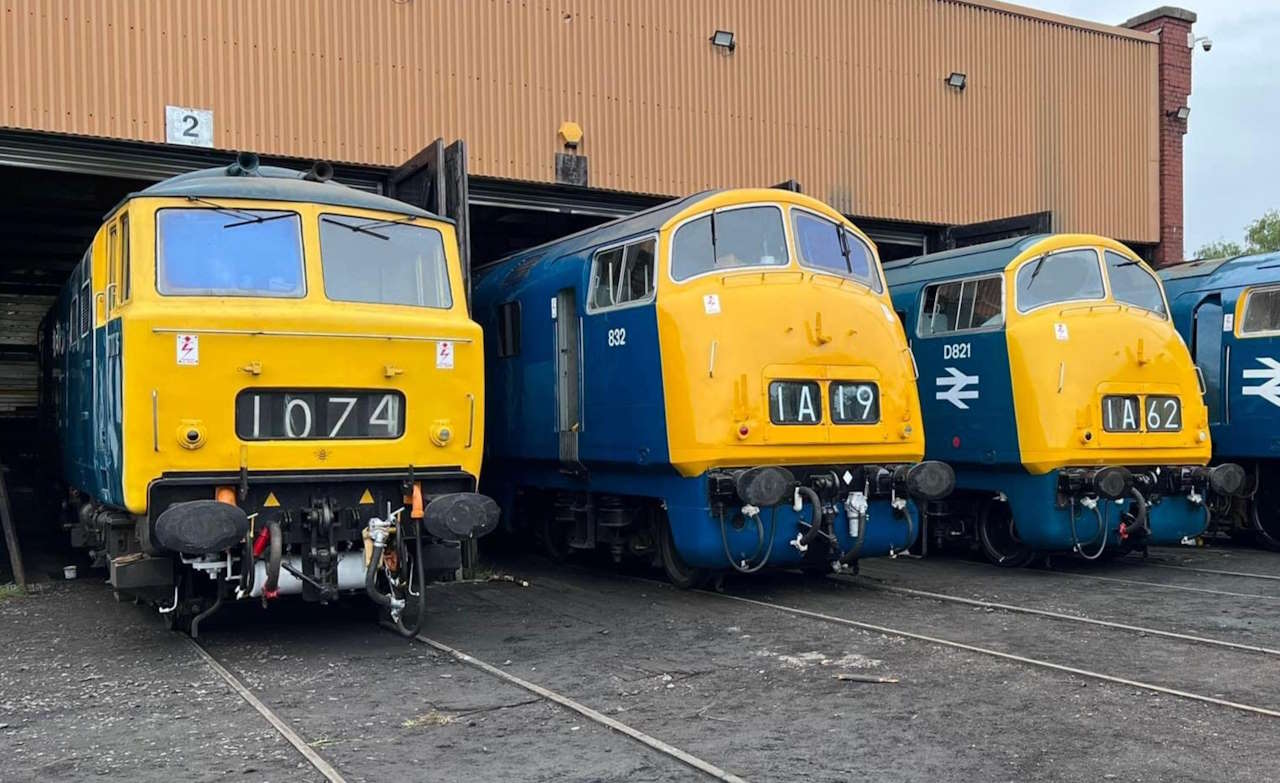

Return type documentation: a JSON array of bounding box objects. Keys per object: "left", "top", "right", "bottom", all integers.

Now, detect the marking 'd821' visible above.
[{"left": 235, "top": 390, "right": 405, "bottom": 440}]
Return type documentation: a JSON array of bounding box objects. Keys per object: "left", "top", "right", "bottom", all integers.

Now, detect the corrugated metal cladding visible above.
[{"left": 0, "top": 0, "right": 1160, "bottom": 241}]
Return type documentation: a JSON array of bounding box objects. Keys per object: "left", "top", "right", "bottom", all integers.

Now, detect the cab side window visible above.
[
  {"left": 120, "top": 213, "right": 132, "bottom": 303},
  {"left": 1241, "top": 287, "right": 1280, "bottom": 335},
  {"left": 918, "top": 275, "right": 1004, "bottom": 336},
  {"left": 588, "top": 238, "right": 657, "bottom": 311},
  {"left": 496, "top": 301, "right": 521, "bottom": 358}
]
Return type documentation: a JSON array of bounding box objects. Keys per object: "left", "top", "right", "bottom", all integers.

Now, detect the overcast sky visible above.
[{"left": 1027, "top": 0, "right": 1278, "bottom": 256}]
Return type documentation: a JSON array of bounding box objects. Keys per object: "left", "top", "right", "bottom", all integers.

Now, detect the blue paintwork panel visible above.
[
  {"left": 1162, "top": 253, "right": 1280, "bottom": 461},
  {"left": 886, "top": 274, "right": 1020, "bottom": 468},
  {"left": 954, "top": 468, "right": 1206, "bottom": 549},
  {"left": 42, "top": 256, "right": 126, "bottom": 509}
]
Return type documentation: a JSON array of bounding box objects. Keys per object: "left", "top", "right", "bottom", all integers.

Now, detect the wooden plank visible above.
[{"left": 0, "top": 462, "right": 27, "bottom": 590}]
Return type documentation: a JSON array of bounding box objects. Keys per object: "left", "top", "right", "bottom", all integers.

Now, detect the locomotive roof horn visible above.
[
  {"left": 225, "top": 151, "right": 261, "bottom": 177},
  {"left": 302, "top": 160, "right": 334, "bottom": 183}
]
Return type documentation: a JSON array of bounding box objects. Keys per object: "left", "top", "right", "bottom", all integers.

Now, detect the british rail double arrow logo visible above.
[
  {"left": 1242, "top": 357, "right": 1280, "bottom": 408},
  {"left": 936, "top": 366, "right": 980, "bottom": 409}
]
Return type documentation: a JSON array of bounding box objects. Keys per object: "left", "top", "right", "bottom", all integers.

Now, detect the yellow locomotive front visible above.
[
  {"left": 649, "top": 190, "right": 953, "bottom": 575},
  {"left": 90, "top": 158, "right": 496, "bottom": 634}
]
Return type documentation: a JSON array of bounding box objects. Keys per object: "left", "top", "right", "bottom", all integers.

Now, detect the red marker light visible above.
[
  {"left": 738, "top": 425, "right": 750, "bottom": 437},
  {"left": 952, "top": 436, "right": 961, "bottom": 448}
]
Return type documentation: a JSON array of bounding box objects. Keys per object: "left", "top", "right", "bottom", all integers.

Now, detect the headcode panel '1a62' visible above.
[{"left": 234, "top": 389, "right": 405, "bottom": 440}]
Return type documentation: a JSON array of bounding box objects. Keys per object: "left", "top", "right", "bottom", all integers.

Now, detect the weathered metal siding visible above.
[{"left": 0, "top": 0, "right": 1160, "bottom": 241}]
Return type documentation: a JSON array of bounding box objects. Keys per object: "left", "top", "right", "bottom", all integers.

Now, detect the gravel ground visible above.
[
  {"left": 2, "top": 548, "right": 1279, "bottom": 782},
  {"left": 0, "top": 582, "right": 318, "bottom": 783}
]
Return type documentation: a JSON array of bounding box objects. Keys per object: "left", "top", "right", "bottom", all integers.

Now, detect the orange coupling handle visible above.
[{"left": 411, "top": 482, "right": 425, "bottom": 519}]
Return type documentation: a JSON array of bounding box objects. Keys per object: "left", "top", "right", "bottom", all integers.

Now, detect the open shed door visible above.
[
  {"left": 941, "top": 211, "right": 1052, "bottom": 250},
  {"left": 387, "top": 139, "right": 472, "bottom": 303}
]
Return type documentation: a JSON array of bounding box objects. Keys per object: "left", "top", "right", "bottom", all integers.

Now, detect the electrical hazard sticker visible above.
[
  {"left": 176, "top": 333, "right": 199, "bottom": 365},
  {"left": 1054, "top": 323, "right": 1069, "bottom": 341},
  {"left": 703, "top": 294, "right": 721, "bottom": 315},
  {"left": 436, "top": 340, "right": 455, "bottom": 369}
]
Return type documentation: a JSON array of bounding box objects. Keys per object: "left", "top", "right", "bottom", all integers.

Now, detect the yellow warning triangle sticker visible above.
[
  {"left": 358, "top": 489, "right": 375, "bottom": 505},
  {"left": 263, "top": 492, "right": 280, "bottom": 508}
]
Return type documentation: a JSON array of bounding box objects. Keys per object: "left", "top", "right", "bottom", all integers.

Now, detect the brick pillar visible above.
[{"left": 1124, "top": 7, "right": 1197, "bottom": 267}]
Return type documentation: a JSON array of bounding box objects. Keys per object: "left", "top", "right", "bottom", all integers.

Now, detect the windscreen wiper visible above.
[
  {"left": 1028, "top": 255, "right": 1047, "bottom": 283},
  {"left": 185, "top": 196, "right": 293, "bottom": 229},
  {"left": 349, "top": 214, "right": 418, "bottom": 232},
  {"left": 321, "top": 215, "right": 390, "bottom": 240}
]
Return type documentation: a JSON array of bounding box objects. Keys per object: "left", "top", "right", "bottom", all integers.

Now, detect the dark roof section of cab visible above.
[
  {"left": 1158, "top": 250, "right": 1280, "bottom": 291},
  {"left": 474, "top": 190, "right": 720, "bottom": 278},
  {"left": 882, "top": 234, "right": 1051, "bottom": 286},
  {"left": 110, "top": 164, "right": 439, "bottom": 221}
]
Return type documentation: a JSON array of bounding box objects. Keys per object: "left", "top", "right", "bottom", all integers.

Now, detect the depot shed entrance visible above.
[
  {"left": 0, "top": 130, "right": 649, "bottom": 577},
  {"left": 0, "top": 128, "right": 973, "bottom": 581}
]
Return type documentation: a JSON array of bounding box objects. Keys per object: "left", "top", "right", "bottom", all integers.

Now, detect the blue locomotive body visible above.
[
  {"left": 885, "top": 235, "right": 1237, "bottom": 565},
  {"left": 1161, "top": 252, "right": 1280, "bottom": 547},
  {"left": 474, "top": 189, "right": 954, "bottom": 584}
]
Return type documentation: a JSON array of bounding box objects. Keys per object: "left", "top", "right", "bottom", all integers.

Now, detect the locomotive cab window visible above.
[
  {"left": 1104, "top": 250, "right": 1166, "bottom": 316},
  {"left": 792, "top": 208, "right": 883, "bottom": 292},
  {"left": 497, "top": 301, "right": 522, "bottom": 358},
  {"left": 120, "top": 212, "right": 132, "bottom": 304},
  {"left": 320, "top": 215, "right": 452, "bottom": 308},
  {"left": 918, "top": 274, "right": 1004, "bottom": 336},
  {"left": 1241, "top": 287, "right": 1280, "bottom": 336},
  {"left": 156, "top": 208, "right": 305, "bottom": 298},
  {"left": 671, "top": 205, "right": 788, "bottom": 281},
  {"left": 1016, "top": 248, "right": 1105, "bottom": 312},
  {"left": 588, "top": 237, "right": 656, "bottom": 311}
]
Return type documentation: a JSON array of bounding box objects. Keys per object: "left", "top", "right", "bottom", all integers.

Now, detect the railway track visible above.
[
  {"left": 186, "top": 618, "right": 752, "bottom": 783},
  {"left": 841, "top": 576, "right": 1280, "bottom": 658},
  {"left": 187, "top": 637, "right": 348, "bottom": 783},
  {"left": 1137, "top": 561, "right": 1280, "bottom": 582},
  {"left": 394, "top": 625, "right": 750, "bottom": 783},
  {"left": 684, "top": 583, "right": 1280, "bottom": 720}
]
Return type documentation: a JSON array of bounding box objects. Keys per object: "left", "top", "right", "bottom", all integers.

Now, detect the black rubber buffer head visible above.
[
  {"left": 734, "top": 466, "right": 795, "bottom": 507},
  {"left": 423, "top": 493, "right": 501, "bottom": 542},
  {"left": 904, "top": 460, "right": 956, "bottom": 501},
  {"left": 154, "top": 500, "right": 250, "bottom": 553},
  {"left": 1092, "top": 466, "right": 1132, "bottom": 500},
  {"left": 1209, "top": 463, "right": 1247, "bottom": 497}
]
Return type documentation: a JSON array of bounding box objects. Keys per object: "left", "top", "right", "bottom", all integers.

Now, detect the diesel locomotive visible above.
[
  {"left": 39, "top": 154, "right": 497, "bottom": 635},
  {"left": 883, "top": 234, "right": 1244, "bottom": 566},
  {"left": 1161, "top": 251, "right": 1280, "bottom": 548},
  {"left": 473, "top": 188, "right": 954, "bottom": 586}
]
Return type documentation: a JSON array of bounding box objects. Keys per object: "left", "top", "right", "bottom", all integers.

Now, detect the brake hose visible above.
[
  {"left": 720, "top": 506, "right": 777, "bottom": 574},
  {"left": 796, "top": 486, "right": 828, "bottom": 546},
  {"left": 1069, "top": 498, "right": 1108, "bottom": 560},
  {"left": 393, "top": 519, "right": 428, "bottom": 637}
]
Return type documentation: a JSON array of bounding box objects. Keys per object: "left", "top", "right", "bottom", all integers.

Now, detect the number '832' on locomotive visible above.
[
  {"left": 38, "top": 154, "right": 498, "bottom": 635},
  {"left": 473, "top": 188, "right": 955, "bottom": 585},
  {"left": 883, "top": 234, "right": 1246, "bottom": 566}
]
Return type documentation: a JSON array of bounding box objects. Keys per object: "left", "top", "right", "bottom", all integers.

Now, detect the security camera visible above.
[
  {"left": 1190, "top": 34, "right": 1213, "bottom": 52},
  {"left": 1201, "top": 37, "right": 1213, "bottom": 52}
]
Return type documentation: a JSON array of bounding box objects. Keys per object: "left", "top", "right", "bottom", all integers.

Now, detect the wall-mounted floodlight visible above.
[
  {"left": 1168, "top": 105, "right": 1191, "bottom": 121},
  {"left": 946, "top": 72, "right": 967, "bottom": 91},
  {"left": 710, "top": 30, "right": 736, "bottom": 52}
]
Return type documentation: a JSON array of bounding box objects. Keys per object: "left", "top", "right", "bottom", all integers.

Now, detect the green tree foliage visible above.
[
  {"left": 1197, "top": 209, "right": 1280, "bottom": 259},
  {"left": 1245, "top": 210, "right": 1280, "bottom": 254},
  {"left": 1196, "top": 239, "right": 1244, "bottom": 259}
]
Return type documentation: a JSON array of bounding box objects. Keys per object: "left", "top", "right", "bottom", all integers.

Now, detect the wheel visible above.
[
  {"left": 537, "top": 513, "right": 573, "bottom": 561},
  {"left": 658, "top": 517, "right": 709, "bottom": 589},
  {"left": 976, "top": 497, "right": 1035, "bottom": 568},
  {"left": 1250, "top": 483, "right": 1280, "bottom": 551}
]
